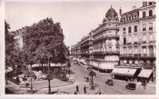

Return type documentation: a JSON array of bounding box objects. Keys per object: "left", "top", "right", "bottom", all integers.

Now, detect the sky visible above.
[{"left": 6, "top": 0, "right": 143, "bottom": 47}]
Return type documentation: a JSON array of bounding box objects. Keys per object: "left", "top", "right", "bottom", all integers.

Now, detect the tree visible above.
[
  {"left": 5, "top": 21, "right": 15, "bottom": 68},
  {"left": 21, "top": 17, "right": 68, "bottom": 93}
]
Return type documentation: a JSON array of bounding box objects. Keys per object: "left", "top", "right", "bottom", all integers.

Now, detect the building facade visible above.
[
  {"left": 89, "top": 7, "right": 120, "bottom": 71},
  {"left": 119, "top": 1, "right": 156, "bottom": 69},
  {"left": 71, "top": 1, "right": 156, "bottom": 72}
]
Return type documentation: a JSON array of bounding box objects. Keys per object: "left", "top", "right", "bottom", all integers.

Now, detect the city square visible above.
[{"left": 5, "top": 0, "right": 156, "bottom": 95}]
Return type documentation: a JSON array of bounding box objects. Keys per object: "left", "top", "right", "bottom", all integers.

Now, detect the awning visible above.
[
  {"left": 99, "top": 63, "right": 114, "bottom": 70},
  {"left": 112, "top": 68, "right": 137, "bottom": 77},
  {"left": 89, "top": 62, "right": 114, "bottom": 70},
  {"left": 138, "top": 69, "right": 153, "bottom": 78}
]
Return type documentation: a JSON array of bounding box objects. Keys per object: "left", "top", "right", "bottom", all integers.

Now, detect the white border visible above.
[
  {"left": 0, "top": 0, "right": 5, "bottom": 96},
  {"left": 1, "top": 0, "right": 159, "bottom": 98}
]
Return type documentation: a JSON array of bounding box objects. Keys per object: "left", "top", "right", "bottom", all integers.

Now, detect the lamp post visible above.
[
  {"left": 28, "top": 61, "right": 34, "bottom": 94},
  {"left": 47, "top": 57, "right": 51, "bottom": 94}
]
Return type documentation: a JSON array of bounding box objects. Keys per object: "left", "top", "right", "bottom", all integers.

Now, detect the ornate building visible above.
[
  {"left": 89, "top": 6, "right": 119, "bottom": 71},
  {"left": 71, "top": 6, "right": 120, "bottom": 72},
  {"left": 71, "top": 1, "right": 156, "bottom": 75},
  {"left": 119, "top": 1, "right": 156, "bottom": 69}
]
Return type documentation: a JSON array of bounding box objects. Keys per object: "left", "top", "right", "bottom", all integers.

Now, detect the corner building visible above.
[
  {"left": 89, "top": 6, "right": 120, "bottom": 72},
  {"left": 71, "top": 2, "right": 156, "bottom": 79}
]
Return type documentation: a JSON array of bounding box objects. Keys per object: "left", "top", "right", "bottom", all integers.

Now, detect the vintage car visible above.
[
  {"left": 105, "top": 79, "right": 114, "bottom": 86},
  {"left": 125, "top": 82, "right": 136, "bottom": 90},
  {"left": 84, "top": 76, "right": 89, "bottom": 82}
]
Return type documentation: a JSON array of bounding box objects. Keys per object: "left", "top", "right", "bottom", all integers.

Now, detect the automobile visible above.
[
  {"left": 79, "top": 59, "right": 87, "bottom": 65},
  {"left": 87, "top": 67, "right": 93, "bottom": 71},
  {"left": 105, "top": 79, "right": 114, "bottom": 86},
  {"left": 41, "top": 74, "right": 47, "bottom": 80},
  {"left": 84, "top": 76, "right": 89, "bottom": 82},
  {"left": 125, "top": 82, "right": 136, "bottom": 90}
]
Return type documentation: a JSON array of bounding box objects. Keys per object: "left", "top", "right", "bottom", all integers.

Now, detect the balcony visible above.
[
  {"left": 120, "top": 53, "right": 155, "bottom": 60},
  {"left": 93, "top": 33, "right": 119, "bottom": 42},
  {"left": 140, "top": 54, "right": 155, "bottom": 59},
  {"left": 139, "top": 15, "right": 156, "bottom": 21},
  {"left": 92, "top": 50, "right": 119, "bottom": 55}
]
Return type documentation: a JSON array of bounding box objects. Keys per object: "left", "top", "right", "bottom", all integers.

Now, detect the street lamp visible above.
[
  {"left": 27, "top": 61, "right": 35, "bottom": 94},
  {"left": 47, "top": 56, "right": 52, "bottom": 94}
]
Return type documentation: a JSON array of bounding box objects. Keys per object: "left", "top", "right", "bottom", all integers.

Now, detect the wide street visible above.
[
  {"left": 35, "top": 61, "right": 156, "bottom": 94},
  {"left": 61, "top": 61, "right": 156, "bottom": 94},
  {"left": 6, "top": 61, "right": 155, "bottom": 94}
]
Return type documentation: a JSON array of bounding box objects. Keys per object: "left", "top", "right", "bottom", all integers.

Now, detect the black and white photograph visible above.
[{"left": 4, "top": 0, "right": 156, "bottom": 95}]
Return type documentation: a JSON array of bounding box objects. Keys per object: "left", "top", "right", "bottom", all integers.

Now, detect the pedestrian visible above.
[
  {"left": 16, "top": 76, "right": 20, "bottom": 84},
  {"left": 96, "top": 88, "right": 102, "bottom": 94},
  {"left": 83, "top": 85, "right": 87, "bottom": 94},
  {"left": 76, "top": 85, "right": 79, "bottom": 92},
  {"left": 74, "top": 91, "right": 78, "bottom": 94},
  {"left": 98, "top": 88, "right": 102, "bottom": 94},
  {"left": 143, "top": 80, "right": 147, "bottom": 89}
]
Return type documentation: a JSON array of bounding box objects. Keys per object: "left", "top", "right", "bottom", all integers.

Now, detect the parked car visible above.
[
  {"left": 87, "top": 67, "right": 93, "bottom": 71},
  {"left": 125, "top": 82, "right": 136, "bottom": 90},
  {"left": 84, "top": 76, "right": 89, "bottom": 82},
  {"left": 105, "top": 79, "right": 114, "bottom": 86},
  {"left": 79, "top": 59, "right": 87, "bottom": 65}
]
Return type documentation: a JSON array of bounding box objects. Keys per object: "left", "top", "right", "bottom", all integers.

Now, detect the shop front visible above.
[
  {"left": 112, "top": 67, "right": 141, "bottom": 81},
  {"left": 137, "top": 69, "right": 153, "bottom": 82}
]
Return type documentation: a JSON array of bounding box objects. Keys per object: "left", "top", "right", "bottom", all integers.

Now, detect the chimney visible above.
[{"left": 119, "top": 8, "right": 122, "bottom": 15}]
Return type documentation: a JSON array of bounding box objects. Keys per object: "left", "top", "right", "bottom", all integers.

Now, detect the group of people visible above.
[
  {"left": 74, "top": 85, "right": 87, "bottom": 94},
  {"left": 14, "top": 70, "right": 47, "bottom": 87},
  {"left": 73, "top": 84, "right": 102, "bottom": 94}
]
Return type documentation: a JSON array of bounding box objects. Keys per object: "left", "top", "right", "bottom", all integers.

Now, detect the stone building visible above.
[
  {"left": 71, "top": 1, "right": 156, "bottom": 75},
  {"left": 89, "top": 6, "right": 120, "bottom": 71},
  {"left": 71, "top": 6, "right": 120, "bottom": 72},
  {"left": 119, "top": 1, "right": 156, "bottom": 69}
]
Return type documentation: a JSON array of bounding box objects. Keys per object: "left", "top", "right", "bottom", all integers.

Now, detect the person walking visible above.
[
  {"left": 96, "top": 88, "right": 102, "bottom": 94},
  {"left": 76, "top": 84, "right": 79, "bottom": 92},
  {"left": 83, "top": 85, "right": 87, "bottom": 94},
  {"left": 143, "top": 80, "right": 147, "bottom": 89}
]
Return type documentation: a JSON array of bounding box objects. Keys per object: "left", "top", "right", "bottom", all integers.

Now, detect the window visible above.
[
  {"left": 134, "top": 25, "right": 138, "bottom": 32},
  {"left": 149, "top": 10, "right": 153, "bottom": 16},
  {"left": 143, "top": 2, "right": 147, "bottom": 7},
  {"left": 149, "top": 23, "right": 153, "bottom": 31},
  {"left": 143, "top": 28, "right": 146, "bottom": 31},
  {"left": 123, "top": 38, "right": 126, "bottom": 45},
  {"left": 149, "top": 27, "right": 153, "bottom": 30},
  {"left": 128, "top": 26, "right": 131, "bottom": 33},
  {"left": 143, "top": 24, "right": 146, "bottom": 31},
  {"left": 123, "top": 27, "right": 126, "bottom": 31},
  {"left": 149, "top": 2, "right": 153, "bottom": 5},
  {"left": 142, "top": 11, "right": 146, "bottom": 18}
]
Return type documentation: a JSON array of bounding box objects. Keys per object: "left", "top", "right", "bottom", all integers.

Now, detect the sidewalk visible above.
[
  {"left": 6, "top": 81, "right": 30, "bottom": 94},
  {"left": 35, "top": 79, "right": 74, "bottom": 94},
  {"left": 6, "top": 79, "right": 75, "bottom": 94}
]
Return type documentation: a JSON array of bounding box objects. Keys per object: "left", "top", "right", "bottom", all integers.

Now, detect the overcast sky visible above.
[{"left": 6, "top": 0, "right": 143, "bottom": 47}]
